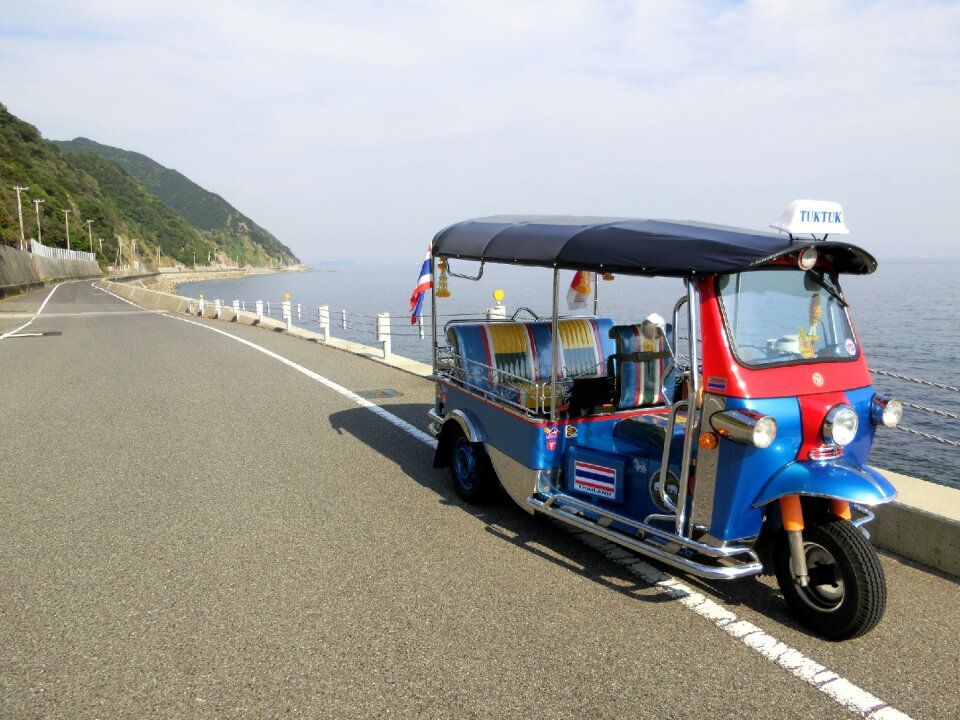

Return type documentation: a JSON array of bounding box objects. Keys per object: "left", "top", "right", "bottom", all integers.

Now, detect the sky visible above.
[{"left": 1, "top": 0, "right": 958, "bottom": 263}]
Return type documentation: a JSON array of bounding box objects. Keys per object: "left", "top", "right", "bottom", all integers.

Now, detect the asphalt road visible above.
[{"left": 1, "top": 281, "right": 957, "bottom": 720}]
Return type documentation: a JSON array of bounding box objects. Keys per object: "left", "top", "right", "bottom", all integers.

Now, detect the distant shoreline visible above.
[{"left": 144, "top": 266, "right": 306, "bottom": 296}]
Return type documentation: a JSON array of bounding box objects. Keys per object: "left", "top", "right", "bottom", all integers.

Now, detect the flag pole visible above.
[
  {"left": 593, "top": 272, "right": 599, "bottom": 316},
  {"left": 431, "top": 246, "right": 438, "bottom": 376}
]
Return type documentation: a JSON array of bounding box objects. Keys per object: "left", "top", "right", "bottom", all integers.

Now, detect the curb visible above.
[{"left": 869, "top": 470, "right": 960, "bottom": 577}]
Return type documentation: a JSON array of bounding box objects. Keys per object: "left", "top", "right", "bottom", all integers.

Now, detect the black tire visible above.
[
  {"left": 447, "top": 425, "right": 496, "bottom": 504},
  {"left": 774, "top": 516, "right": 886, "bottom": 640}
]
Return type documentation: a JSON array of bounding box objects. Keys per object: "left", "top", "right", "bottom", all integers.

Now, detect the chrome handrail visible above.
[
  {"left": 541, "top": 492, "right": 757, "bottom": 560},
  {"left": 528, "top": 494, "right": 763, "bottom": 581},
  {"left": 436, "top": 347, "right": 571, "bottom": 417}
]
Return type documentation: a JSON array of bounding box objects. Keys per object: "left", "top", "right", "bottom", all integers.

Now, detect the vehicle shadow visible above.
[{"left": 328, "top": 402, "right": 813, "bottom": 636}]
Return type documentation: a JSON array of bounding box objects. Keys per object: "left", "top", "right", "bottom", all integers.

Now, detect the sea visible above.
[{"left": 180, "top": 258, "right": 960, "bottom": 490}]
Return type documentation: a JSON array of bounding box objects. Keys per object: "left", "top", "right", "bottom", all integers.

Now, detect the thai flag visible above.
[
  {"left": 566, "top": 270, "right": 592, "bottom": 310},
  {"left": 573, "top": 460, "right": 616, "bottom": 498},
  {"left": 409, "top": 246, "right": 432, "bottom": 324}
]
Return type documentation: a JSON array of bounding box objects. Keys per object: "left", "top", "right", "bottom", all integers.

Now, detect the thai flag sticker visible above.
[
  {"left": 706, "top": 376, "right": 727, "bottom": 392},
  {"left": 573, "top": 461, "right": 617, "bottom": 498}
]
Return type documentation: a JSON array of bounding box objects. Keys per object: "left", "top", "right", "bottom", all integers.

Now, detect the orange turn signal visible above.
[{"left": 699, "top": 432, "right": 718, "bottom": 450}]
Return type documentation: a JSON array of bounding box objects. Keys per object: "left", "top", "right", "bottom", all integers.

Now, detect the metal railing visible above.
[
  {"left": 869, "top": 368, "right": 960, "bottom": 448},
  {"left": 435, "top": 347, "right": 567, "bottom": 417},
  {"left": 30, "top": 239, "right": 96, "bottom": 262}
]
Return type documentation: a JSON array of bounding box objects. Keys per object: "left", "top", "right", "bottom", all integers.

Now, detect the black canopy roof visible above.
[{"left": 432, "top": 215, "right": 877, "bottom": 277}]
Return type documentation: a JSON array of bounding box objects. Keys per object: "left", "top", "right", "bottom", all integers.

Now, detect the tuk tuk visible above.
[{"left": 425, "top": 201, "right": 902, "bottom": 640}]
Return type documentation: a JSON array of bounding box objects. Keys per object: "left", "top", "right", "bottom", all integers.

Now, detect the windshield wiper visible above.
[{"left": 807, "top": 270, "right": 847, "bottom": 308}]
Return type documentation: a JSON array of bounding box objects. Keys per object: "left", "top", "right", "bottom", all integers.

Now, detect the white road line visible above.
[
  {"left": 168, "top": 313, "right": 439, "bottom": 446},
  {"left": 93, "top": 283, "right": 911, "bottom": 720},
  {"left": 36, "top": 310, "right": 157, "bottom": 318},
  {"left": 95, "top": 283, "right": 437, "bottom": 446},
  {"left": 0, "top": 284, "right": 61, "bottom": 341},
  {"left": 581, "top": 535, "right": 912, "bottom": 720}
]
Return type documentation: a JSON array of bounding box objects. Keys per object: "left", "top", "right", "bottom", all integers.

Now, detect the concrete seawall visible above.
[
  {"left": 0, "top": 245, "right": 102, "bottom": 297},
  {"left": 99, "top": 278, "right": 960, "bottom": 578}
]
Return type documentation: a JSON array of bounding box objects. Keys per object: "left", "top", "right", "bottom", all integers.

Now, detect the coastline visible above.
[{"left": 143, "top": 266, "right": 306, "bottom": 295}]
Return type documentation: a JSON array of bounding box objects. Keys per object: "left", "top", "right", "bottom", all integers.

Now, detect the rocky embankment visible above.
[{"left": 140, "top": 267, "right": 305, "bottom": 295}]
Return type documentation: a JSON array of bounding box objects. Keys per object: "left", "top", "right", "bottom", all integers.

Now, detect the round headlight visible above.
[
  {"left": 881, "top": 399, "right": 903, "bottom": 427},
  {"left": 871, "top": 395, "right": 903, "bottom": 428},
  {"left": 710, "top": 409, "right": 777, "bottom": 448},
  {"left": 753, "top": 416, "right": 778, "bottom": 448},
  {"left": 823, "top": 404, "right": 858, "bottom": 446}
]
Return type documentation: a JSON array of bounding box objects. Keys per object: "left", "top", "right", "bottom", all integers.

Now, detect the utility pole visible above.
[
  {"left": 85, "top": 219, "right": 94, "bottom": 253},
  {"left": 33, "top": 199, "right": 44, "bottom": 246},
  {"left": 63, "top": 209, "right": 71, "bottom": 249},
  {"left": 13, "top": 186, "right": 29, "bottom": 251}
]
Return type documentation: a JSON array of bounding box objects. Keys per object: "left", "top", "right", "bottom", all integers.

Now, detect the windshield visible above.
[{"left": 716, "top": 268, "right": 858, "bottom": 367}]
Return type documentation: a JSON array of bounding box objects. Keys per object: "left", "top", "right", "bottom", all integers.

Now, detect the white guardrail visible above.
[{"left": 30, "top": 239, "right": 96, "bottom": 262}]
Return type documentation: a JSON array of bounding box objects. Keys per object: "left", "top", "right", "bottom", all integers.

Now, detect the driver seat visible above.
[{"left": 607, "top": 320, "right": 672, "bottom": 410}]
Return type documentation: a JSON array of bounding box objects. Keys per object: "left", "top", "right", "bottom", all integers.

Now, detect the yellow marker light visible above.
[
  {"left": 199, "top": 294, "right": 204, "bottom": 298},
  {"left": 493, "top": 289, "right": 505, "bottom": 303},
  {"left": 284, "top": 293, "right": 291, "bottom": 300}
]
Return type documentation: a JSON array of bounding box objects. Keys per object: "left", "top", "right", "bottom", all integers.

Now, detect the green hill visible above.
[
  {"left": 52, "top": 137, "right": 296, "bottom": 265},
  {"left": 1, "top": 104, "right": 131, "bottom": 259},
  {"left": 0, "top": 102, "right": 296, "bottom": 269}
]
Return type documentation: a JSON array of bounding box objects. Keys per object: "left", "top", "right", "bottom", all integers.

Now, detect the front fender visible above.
[{"left": 752, "top": 461, "right": 897, "bottom": 508}]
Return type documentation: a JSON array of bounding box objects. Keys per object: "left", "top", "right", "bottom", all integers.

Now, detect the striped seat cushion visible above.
[
  {"left": 557, "top": 318, "right": 608, "bottom": 378},
  {"left": 608, "top": 323, "right": 672, "bottom": 408},
  {"left": 447, "top": 318, "right": 615, "bottom": 387}
]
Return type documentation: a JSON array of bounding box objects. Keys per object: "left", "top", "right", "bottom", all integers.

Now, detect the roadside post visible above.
[
  {"left": 377, "top": 312, "right": 391, "bottom": 359},
  {"left": 319, "top": 305, "right": 330, "bottom": 341},
  {"left": 282, "top": 293, "right": 292, "bottom": 329}
]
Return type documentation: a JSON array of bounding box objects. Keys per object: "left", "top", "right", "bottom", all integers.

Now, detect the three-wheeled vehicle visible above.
[{"left": 426, "top": 201, "right": 902, "bottom": 640}]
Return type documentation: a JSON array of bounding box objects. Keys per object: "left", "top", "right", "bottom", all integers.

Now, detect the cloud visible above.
[{"left": 1, "top": 0, "right": 958, "bottom": 260}]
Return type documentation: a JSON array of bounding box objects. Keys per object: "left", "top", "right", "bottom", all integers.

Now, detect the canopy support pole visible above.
[
  {"left": 593, "top": 272, "right": 599, "bottom": 317},
  {"left": 675, "top": 279, "right": 701, "bottom": 538},
  {"left": 550, "top": 268, "right": 560, "bottom": 423}
]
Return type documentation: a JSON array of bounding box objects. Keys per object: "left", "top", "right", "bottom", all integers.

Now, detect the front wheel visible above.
[
  {"left": 447, "top": 426, "right": 497, "bottom": 504},
  {"left": 774, "top": 516, "right": 886, "bottom": 640}
]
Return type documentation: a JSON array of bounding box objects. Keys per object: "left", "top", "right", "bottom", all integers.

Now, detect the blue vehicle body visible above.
[{"left": 426, "top": 211, "right": 901, "bottom": 638}]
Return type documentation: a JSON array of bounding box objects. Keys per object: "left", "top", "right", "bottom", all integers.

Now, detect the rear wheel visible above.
[
  {"left": 774, "top": 516, "right": 886, "bottom": 640},
  {"left": 448, "top": 425, "right": 496, "bottom": 504}
]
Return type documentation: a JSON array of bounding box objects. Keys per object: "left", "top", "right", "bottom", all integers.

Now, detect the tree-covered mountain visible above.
[
  {"left": 52, "top": 137, "right": 296, "bottom": 265},
  {"left": 0, "top": 102, "right": 297, "bottom": 269}
]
